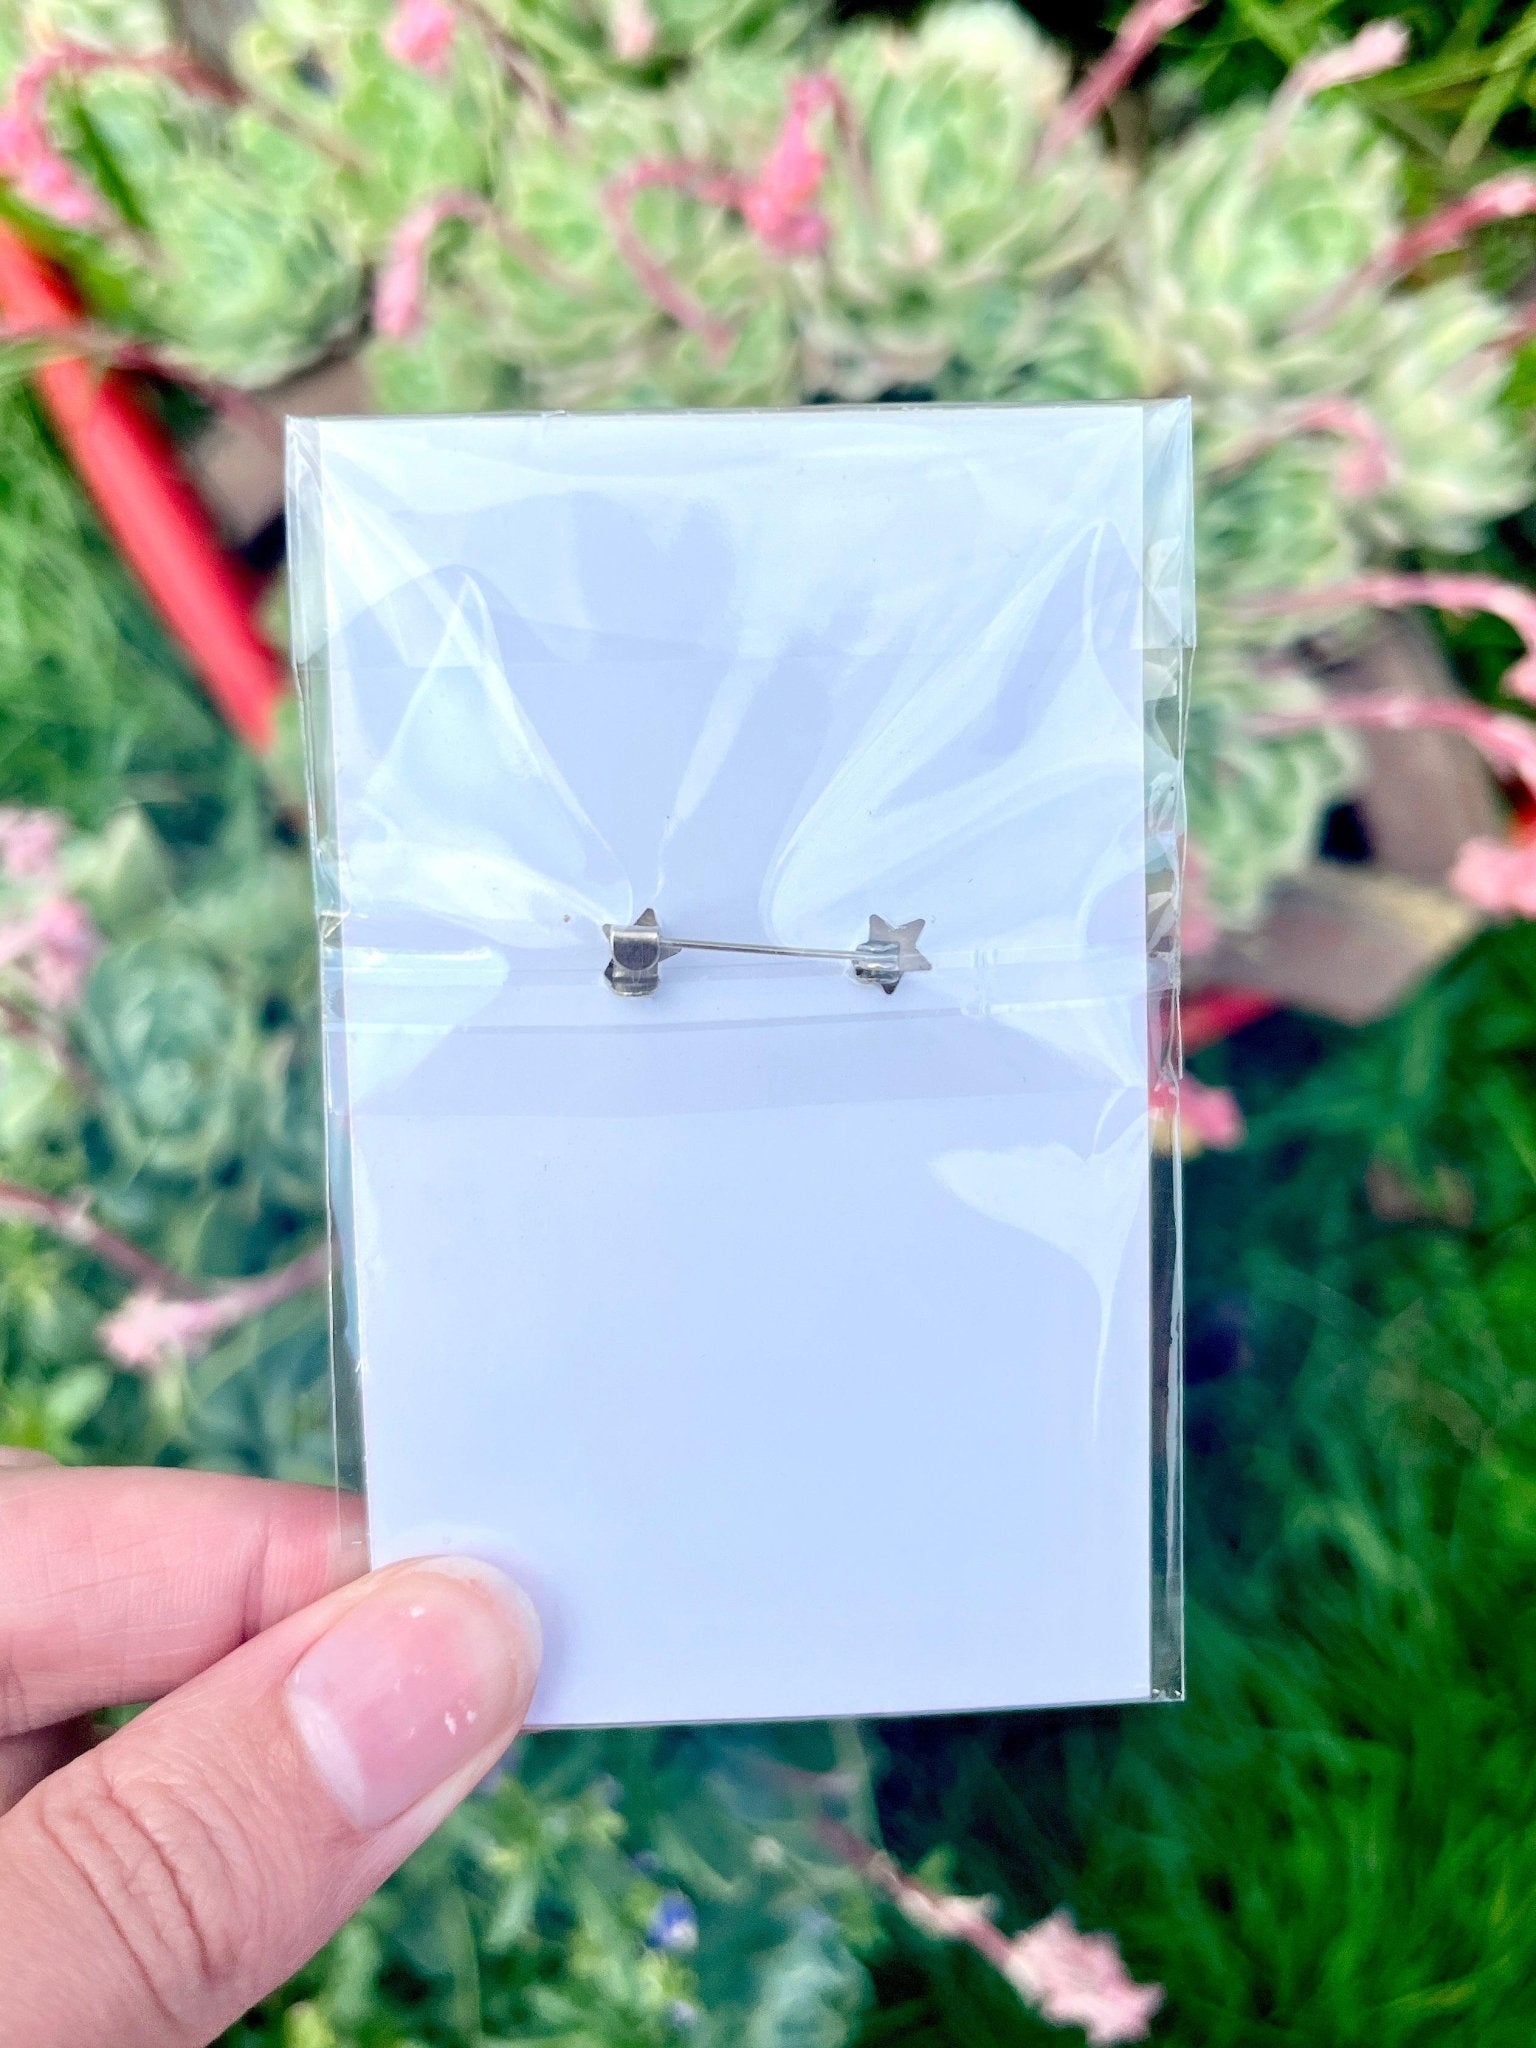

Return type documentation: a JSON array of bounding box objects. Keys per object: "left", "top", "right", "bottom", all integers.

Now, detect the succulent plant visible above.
[{"left": 5, "top": 0, "right": 1532, "bottom": 938}]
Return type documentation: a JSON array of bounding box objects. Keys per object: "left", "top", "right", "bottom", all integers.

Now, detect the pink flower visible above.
[
  {"left": 1182, "top": 1076, "right": 1246, "bottom": 1151},
  {"left": 0, "top": 49, "right": 106, "bottom": 227},
  {"left": 607, "top": 0, "right": 657, "bottom": 64},
  {"left": 374, "top": 192, "right": 482, "bottom": 338},
  {"left": 1378, "top": 171, "right": 1536, "bottom": 286},
  {"left": 383, "top": 0, "right": 457, "bottom": 76},
  {"left": 1451, "top": 835, "right": 1536, "bottom": 918},
  {"left": 604, "top": 71, "right": 860, "bottom": 351},
  {"left": 26, "top": 896, "right": 99, "bottom": 1010},
  {"left": 1273, "top": 20, "right": 1409, "bottom": 121},
  {"left": 885, "top": 1877, "right": 1000, "bottom": 1942},
  {"left": 824, "top": 1823, "right": 1162, "bottom": 2048},
  {"left": 0, "top": 893, "right": 100, "bottom": 1012},
  {"left": 1004, "top": 1913, "right": 1164, "bottom": 2047},
  {"left": 738, "top": 75, "right": 839, "bottom": 257},
  {"left": 0, "top": 808, "right": 64, "bottom": 882},
  {"left": 1151, "top": 1076, "right": 1246, "bottom": 1156}
]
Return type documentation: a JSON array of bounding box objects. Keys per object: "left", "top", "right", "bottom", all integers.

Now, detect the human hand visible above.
[{"left": 0, "top": 1452, "right": 540, "bottom": 2048}]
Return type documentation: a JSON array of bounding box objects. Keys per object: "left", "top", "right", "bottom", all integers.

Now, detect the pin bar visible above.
[
  {"left": 663, "top": 936, "right": 877, "bottom": 964},
  {"left": 604, "top": 911, "right": 930, "bottom": 998}
]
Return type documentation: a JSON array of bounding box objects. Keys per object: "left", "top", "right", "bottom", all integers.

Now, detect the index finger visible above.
[{"left": 0, "top": 1464, "right": 364, "bottom": 1735}]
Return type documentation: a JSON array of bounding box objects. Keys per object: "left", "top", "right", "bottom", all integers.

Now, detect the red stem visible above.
[
  {"left": 31, "top": 40, "right": 367, "bottom": 174},
  {"left": 812, "top": 73, "right": 876, "bottom": 216}
]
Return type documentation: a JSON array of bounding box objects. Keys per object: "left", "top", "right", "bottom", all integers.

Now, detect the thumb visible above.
[{"left": 0, "top": 1555, "right": 540, "bottom": 2048}]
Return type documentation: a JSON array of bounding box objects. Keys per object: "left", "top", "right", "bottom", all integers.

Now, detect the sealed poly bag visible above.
[{"left": 288, "top": 403, "right": 1192, "bottom": 1728}]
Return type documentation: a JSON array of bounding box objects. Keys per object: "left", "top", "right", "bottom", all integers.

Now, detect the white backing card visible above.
[{"left": 291, "top": 403, "right": 1188, "bottom": 1727}]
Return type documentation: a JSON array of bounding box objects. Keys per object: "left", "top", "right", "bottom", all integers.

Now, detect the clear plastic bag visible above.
[{"left": 288, "top": 402, "right": 1193, "bottom": 1728}]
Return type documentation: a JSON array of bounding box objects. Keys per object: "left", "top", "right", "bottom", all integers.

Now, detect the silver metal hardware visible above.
[{"left": 603, "top": 911, "right": 931, "bottom": 998}]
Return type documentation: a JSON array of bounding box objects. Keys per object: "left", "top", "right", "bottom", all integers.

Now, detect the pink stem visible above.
[
  {"left": 453, "top": 0, "right": 564, "bottom": 130},
  {"left": 376, "top": 189, "right": 588, "bottom": 335},
  {"left": 808, "top": 71, "right": 875, "bottom": 216},
  {"left": 0, "top": 1178, "right": 191, "bottom": 1294},
  {"left": 187, "top": 1245, "right": 329, "bottom": 1327},
  {"left": 97, "top": 1243, "right": 331, "bottom": 1372},
  {"left": 818, "top": 1817, "right": 1163, "bottom": 2042},
  {"left": 1036, "top": 0, "right": 1204, "bottom": 166},
  {"left": 0, "top": 1178, "right": 329, "bottom": 1328},
  {"left": 1267, "top": 19, "right": 1409, "bottom": 130},
  {"left": 1249, "top": 690, "right": 1536, "bottom": 802},
  {"left": 0, "top": 997, "right": 92, "bottom": 1092},
  {"left": 1218, "top": 396, "right": 1394, "bottom": 496},
  {"left": 818, "top": 1817, "right": 1016, "bottom": 1972},
  {"left": 1235, "top": 571, "right": 1536, "bottom": 702},
  {"left": 602, "top": 73, "right": 861, "bottom": 344},
  {"left": 4, "top": 318, "right": 284, "bottom": 452},
  {"left": 33, "top": 39, "right": 367, "bottom": 173},
  {"left": 1371, "top": 171, "right": 1536, "bottom": 282},
  {"left": 1298, "top": 170, "right": 1536, "bottom": 333},
  {"left": 602, "top": 160, "right": 740, "bottom": 356},
  {"left": 1294, "top": 397, "right": 1395, "bottom": 494},
  {"left": 31, "top": 43, "right": 233, "bottom": 101},
  {"left": 1494, "top": 298, "right": 1536, "bottom": 356}
]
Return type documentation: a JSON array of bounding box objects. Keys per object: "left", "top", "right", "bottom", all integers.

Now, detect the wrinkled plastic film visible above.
[
  {"left": 1141, "top": 398, "right": 1193, "bottom": 1704},
  {"left": 289, "top": 403, "right": 1193, "bottom": 1727}
]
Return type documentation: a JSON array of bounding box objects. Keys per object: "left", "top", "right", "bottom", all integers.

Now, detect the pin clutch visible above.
[{"left": 603, "top": 911, "right": 930, "bottom": 996}]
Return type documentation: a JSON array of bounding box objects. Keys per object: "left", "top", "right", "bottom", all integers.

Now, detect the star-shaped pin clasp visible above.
[
  {"left": 853, "top": 915, "right": 931, "bottom": 993},
  {"left": 603, "top": 908, "right": 681, "bottom": 995}
]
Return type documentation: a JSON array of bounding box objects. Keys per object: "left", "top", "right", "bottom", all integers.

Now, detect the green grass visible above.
[
  {"left": 855, "top": 923, "right": 1536, "bottom": 2044},
  {"left": 0, "top": 381, "right": 236, "bottom": 841},
  {"left": 1164, "top": 3, "right": 1536, "bottom": 168}
]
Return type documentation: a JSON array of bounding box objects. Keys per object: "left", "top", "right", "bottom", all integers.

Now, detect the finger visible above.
[
  {"left": 0, "top": 1716, "right": 92, "bottom": 1815},
  {"left": 0, "top": 1554, "right": 540, "bottom": 2048},
  {"left": 0, "top": 1465, "right": 365, "bottom": 1735},
  {"left": 0, "top": 1446, "right": 58, "bottom": 1470}
]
